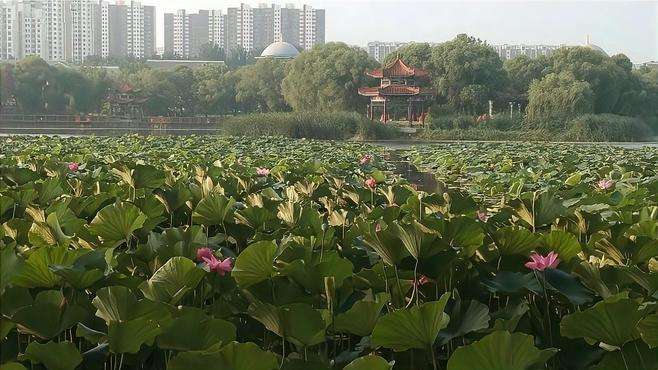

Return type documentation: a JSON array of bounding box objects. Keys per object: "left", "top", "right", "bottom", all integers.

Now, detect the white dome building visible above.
[
  {"left": 583, "top": 35, "right": 608, "bottom": 56},
  {"left": 258, "top": 42, "right": 300, "bottom": 59}
]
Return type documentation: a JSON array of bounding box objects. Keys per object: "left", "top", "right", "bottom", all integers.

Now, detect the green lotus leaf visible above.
[
  {"left": 371, "top": 292, "right": 451, "bottom": 351},
  {"left": 76, "top": 323, "right": 107, "bottom": 344},
  {"left": 439, "top": 299, "right": 490, "bottom": 345},
  {"left": 511, "top": 191, "right": 566, "bottom": 229},
  {"left": 13, "top": 246, "right": 84, "bottom": 289},
  {"left": 92, "top": 285, "right": 139, "bottom": 323},
  {"left": 639, "top": 313, "right": 658, "bottom": 348},
  {"left": 159, "top": 225, "right": 207, "bottom": 260},
  {"left": 436, "top": 216, "right": 484, "bottom": 257},
  {"left": 133, "top": 164, "right": 166, "bottom": 189},
  {"left": 0, "top": 362, "right": 27, "bottom": 370},
  {"left": 89, "top": 201, "right": 147, "bottom": 245},
  {"left": 139, "top": 256, "right": 205, "bottom": 305},
  {"left": 539, "top": 230, "right": 582, "bottom": 262},
  {"left": 344, "top": 355, "right": 392, "bottom": 370},
  {"left": 12, "top": 290, "right": 88, "bottom": 339},
  {"left": 108, "top": 316, "right": 166, "bottom": 354},
  {"left": 28, "top": 211, "right": 72, "bottom": 248},
  {"left": 233, "top": 241, "right": 278, "bottom": 289},
  {"left": 248, "top": 301, "right": 326, "bottom": 347},
  {"left": 168, "top": 342, "right": 278, "bottom": 370},
  {"left": 36, "top": 177, "right": 65, "bottom": 205},
  {"left": 356, "top": 219, "right": 406, "bottom": 266},
  {"left": 157, "top": 307, "right": 237, "bottom": 351},
  {"left": 446, "top": 331, "right": 557, "bottom": 370},
  {"left": 193, "top": 193, "right": 236, "bottom": 226},
  {"left": 482, "top": 271, "right": 540, "bottom": 294},
  {"left": 50, "top": 249, "right": 107, "bottom": 289},
  {"left": 493, "top": 226, "right": 538, "bottom": 256},
  {"left": 590, "top": 342, "right": 658, "bottom": 370},
  {"left": 334, "top": 293, "right": 390, "bottom": 336},
  {"left": 560, "top": 294, "right": 645, "bottom": 347},
  {"left": 22, "top": 340, "right": 82, "bottom": 370},
  {"left": 0, "top": 246, "right": 23, "bottom": 294},
  {"left": 543, "top": 268, "right": 593, "bottom": 305}
]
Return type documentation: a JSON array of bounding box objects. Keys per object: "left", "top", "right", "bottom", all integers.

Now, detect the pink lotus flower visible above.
[
  {"left": 216, "top": 257, "right": 233, "bottom": 276},
  {"left": 365, "top": 177, "right": 377, "bottom": 189},
  {"left": 196, "top": 247, "right": 214, "bottom": 262},
  {"left": 375, "top": 223, "right": 382, "bottom": 233},
  {"left": 476, "top": 210, "right": 489, "bottom": 222},
  {"left": 525, "top": 252, "right": 560, "bottom": 271},
  {"left": 198, "top": 248, "right": 233, "bottom": 276},
  {"left": 256, "top": 167, "right": 270, "bottom": 176},
  {"left": 417, "top": 275, "right": 430, "bottom": 286},
  {"left": 596, "top": 179, "right": 614, "bottom": 191},
  {"left": 359, "top": 154, "right": 372, "bottom": 165},
  {"left": 68, "top": 162, "right": 79, "bottom": 172}
]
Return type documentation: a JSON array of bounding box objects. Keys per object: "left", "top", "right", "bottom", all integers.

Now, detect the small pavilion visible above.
[
  {"left": 358, "top": 57, "right": 434, "bottom": 123},
  {"left": 105, "top": 84, "right": 147, "bottom": 120}
]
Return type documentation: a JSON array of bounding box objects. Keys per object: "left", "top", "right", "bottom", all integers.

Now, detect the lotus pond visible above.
[{"left": 1, "top": 136, "right": 657, "bottom": 370}]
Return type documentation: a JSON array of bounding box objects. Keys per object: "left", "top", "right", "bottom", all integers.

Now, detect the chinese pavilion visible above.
[
  {"left": 105, "top": 83, "right": 147, "bottom": 120},
  {"left": 358, "top": 57, "right": 434, "bottom": 123}
]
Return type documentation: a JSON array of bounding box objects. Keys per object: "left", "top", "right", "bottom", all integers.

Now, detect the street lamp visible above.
[{"left": 509, "top": 101, "right": 514, "bottom": 119}]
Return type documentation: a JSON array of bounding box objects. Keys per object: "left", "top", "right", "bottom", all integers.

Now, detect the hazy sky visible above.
[{"left": 148, "top": 0, "right": 658, "bottom": 63}]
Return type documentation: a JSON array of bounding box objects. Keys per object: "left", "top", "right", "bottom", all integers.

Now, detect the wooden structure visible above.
[
  {"left": 106, "top": 84, "right": 147, "bottom": 120},
  {"left": 358, "top": 57, "right": 433, "bottom": 123}
]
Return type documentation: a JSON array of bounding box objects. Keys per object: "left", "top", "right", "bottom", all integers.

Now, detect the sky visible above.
[{"left": 147, "top": 0, "right": 658, "bottom": 63}]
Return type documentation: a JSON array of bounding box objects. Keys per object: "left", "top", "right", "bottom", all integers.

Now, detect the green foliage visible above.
[
  {"left": 446, "top": 331, "right": 557, "bottom": 370},
  {"left": 219, "top": 111, "right": 399, "bottom": 140},
  {"left": 281, "top": 42, "right": 377, "bottom": 111},
  {"left": 526, "top": 71, "right": 594, "bottom": 122},
  {"left": 0, "top": 136, "right": 657, "bottom": 370},
  {"left": 564, "top": 114, "right": 652, "bottom": 142}
]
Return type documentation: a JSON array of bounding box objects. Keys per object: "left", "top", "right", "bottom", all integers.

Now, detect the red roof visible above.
[
  {"left": 366, "top": 57, "right": 429, "bottom": 79},
  {"left": 358, "top": 85, "right": 434, "bottom": 97}
]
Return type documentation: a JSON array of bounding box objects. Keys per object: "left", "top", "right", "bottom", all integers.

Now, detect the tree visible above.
[
  {"left": 198, "top": 42, "right": 226, "bottom": 61},
  {"left": 383, "top": 42, "right": 433, "bottom": 70},
  {"left": 429, "top": 34, "right": 507, "bottom": 113},
  {"left": 282, "top": 42, "right": 377, "bottom": 111},
  {"left": 235, "top": 59, "right": 288, "bottom": 112},
  {"left": 195, "top": 64, "right": 236, "bottom": 115},
  {"left": 504, "top": 55, "right": 550, "bottom": 102},
  {"left": 133, "top": 69, "right": 178, "bottom": 116},
  {"left": 12, "top": 56, "right": 66, "bottom": 113},
  {"left": 1, "top": 63, "right": 16, "bottom": 106},
  {"left": 526, "top": 71, "right": 594, "bottom": 122},
  {"left": 548, "top": 47, "right": 631, "bottom": 114},
  {"left": 167, "top": 66, "right": 198, "bottom": 116}
]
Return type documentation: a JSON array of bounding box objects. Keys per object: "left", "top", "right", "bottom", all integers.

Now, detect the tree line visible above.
[{"left": 1, "top": 34, "right": 656, "bottom": 124}]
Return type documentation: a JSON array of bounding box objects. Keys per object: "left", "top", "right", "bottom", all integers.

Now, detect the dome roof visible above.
[
  {"left": 260, "top": 42, "right": 299, "bottom": 59},
  {"left": 584, "top": 43, "right": 608, "bottom": 56}
]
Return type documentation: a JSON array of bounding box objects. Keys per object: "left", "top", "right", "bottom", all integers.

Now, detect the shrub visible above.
[
  {"left": 427, "top": 114, "right": 476, "bottom": 130},
  {"left": 563, "top": 114, "right": 652, "bottom": 142},
  {"left": 478, "top": 115, "right": 523, "bottom": 130},
  {"left": 218, "top": 111, "right": 399, "bottom": 140}
]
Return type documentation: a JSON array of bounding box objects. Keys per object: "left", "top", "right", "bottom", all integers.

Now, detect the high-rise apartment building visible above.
[
  {"left": 100, "top": 1, "right": 148, "bottom": 59},
  {"left": 0, "top": 1, "right": 15, "bottom": 60},
  {"left": 1, "top": 0, "right": 150, "bottom": 62},
  {"left": 165, "top": 8, "right": 225, "bottom": 58},
  {"left": 299, "top": 5, "right": 323, "bottom": 50},
  {"left": 143, "top": 5, "right": 155, "bottom": 57},
  {"left": 492, "top": 44, "right": 563, "bottom": 61},
  {"left": 164, "top": 3, "right": 324, "bottom": 59},
  {"left": 70, "top": 0, "right": 100, "bottom": 63},
  {"left": 367, "top": 41, "right": 412, "bottom": 62}
]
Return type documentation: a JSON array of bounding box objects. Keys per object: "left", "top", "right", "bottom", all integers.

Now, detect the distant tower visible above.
[{"left": 585, "top": 34, "right": 591, "bottom": 45}]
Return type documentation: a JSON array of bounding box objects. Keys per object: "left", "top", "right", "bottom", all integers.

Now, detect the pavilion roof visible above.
[
  {"left": 366, "top": 57, "right": 429, "bottom": 79},
  {"left": 358, "top": 85, "right": 434, "bottom": 97}
]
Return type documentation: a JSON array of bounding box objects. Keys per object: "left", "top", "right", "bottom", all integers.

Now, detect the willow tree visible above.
[{"left": 281, "top": 42, "right": 377, "bottom": 112}]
